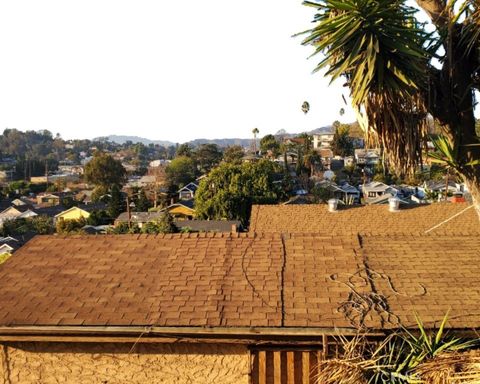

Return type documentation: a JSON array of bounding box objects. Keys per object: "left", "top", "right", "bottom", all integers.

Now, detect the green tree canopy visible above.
[
  {"left": 195, "top": 159, "right": 285, "bottom": 224},
  {"left": 222, "top": 145, "right": 245, "bottom": 164},
  {"left": 194, "top": 144, "right": 223, "bottom": 174},
  {"left": 165, "top": 156, "right": 197, "bottom": 189},
  {"left": 176, "top": 143, "right": 194, "bottom": 157},
  {"left": 260, "top": 134, "right": 280, "bottom": 158},
  {"left": 331, "top": 123, "right": 354, "bottom": 157},
  {"left": 84, "top": 152, "right": 126, "bottom": 187}
]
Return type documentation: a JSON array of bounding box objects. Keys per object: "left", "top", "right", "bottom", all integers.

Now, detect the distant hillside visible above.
[
  {"left": 96, "top": 135, "right": 253, "bottom": 148},
  {"left": 95, "top": 135, "right": 175, "bottom": 147},
  {"left": 188, "top": 138, "right": 253, "bottom": 147},
  {"left": 96, "top": 123, "right": 359, "bottom": 149}
]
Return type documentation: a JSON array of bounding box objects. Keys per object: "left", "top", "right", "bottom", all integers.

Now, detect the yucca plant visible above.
[
  {"left": 367, "top": 312, "right": 478, "bottom": 383},
  {"left": 298, "top": 0, "right": 480, "bottom": 220}
]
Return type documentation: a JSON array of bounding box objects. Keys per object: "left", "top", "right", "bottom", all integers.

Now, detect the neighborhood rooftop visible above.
[
  {"left": 249, "top": 202, "right": 480, "bottom": 235},
  {"left": 0, "top": 232, "right": 479, "bottom": 334}
]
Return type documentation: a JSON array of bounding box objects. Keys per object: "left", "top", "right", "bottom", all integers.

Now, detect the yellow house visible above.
[
  {"left": 161, "top": 202, "right": 195, "bottom": 220},
  {"left": 54, "top": 207, "right": 90, "bottom": 222}
]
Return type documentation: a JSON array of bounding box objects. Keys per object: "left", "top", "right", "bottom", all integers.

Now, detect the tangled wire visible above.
[{"left": 330, "top": 268, "right": 427, "bottom": 330}]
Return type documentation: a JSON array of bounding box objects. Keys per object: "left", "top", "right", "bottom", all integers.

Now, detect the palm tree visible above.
[
  {"left": 252, "top": 128, "right": 259, "bottom": 154},
  {"left": 303, "top": 149, "right": 322, "bottom": 177},
  {"left": 298, "top": 0, "right": 480, "bottom": 219}
]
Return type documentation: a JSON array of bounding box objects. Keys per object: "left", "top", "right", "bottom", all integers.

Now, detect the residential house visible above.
[
  {"left": 361, "top": 181, "right": 399, "bottom": 203},
  {"left": 0, "top": 236, "right": 19, "bottom": 255},
  {"left": 115, "top": 211, "right": 162, "bottom": 228},
  {"left": 36, "top": 193, "right": 61, "bottom": 206},
  {"left": 75, "top": 190, "right": 94, "bottom": 204},
  {"left": 354, "top": 148, "right": 380, "bottom": 166},
  {"left": 312, "top": 131, "right": 335, "bottom": 149},
  {"left": 11, "top": 198, "right": 27, "bottom": 207},
  {"left": 0, "top": 206, "right": 23, "bottom": 227},
  {"left": 0, "top": 243, "right": 13, "bottom": 255},
  {"left": 315, "top": 181, "right": 360, "bottom": 203},
  {"left": 17, "top": 209, "right": 38, "bottom": 219},
  {"left": 161, "top": 200, "right": 196, "bottom": 220},
  {"left": 0, "top": 223, "right": 479, "bottom": 383},
  {"left": 178, "top": 182, "right": 198, "bottom": 200},
  {"left": 54, "top": 206, "right": 90, "bottom": 223},
  {"left": 319, "top": 148, "right": 333, "bottom": 169}
]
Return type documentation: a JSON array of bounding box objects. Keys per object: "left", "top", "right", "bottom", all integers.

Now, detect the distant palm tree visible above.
[{"left": 252, "top": 128, "right": 259, "bottom": 153}]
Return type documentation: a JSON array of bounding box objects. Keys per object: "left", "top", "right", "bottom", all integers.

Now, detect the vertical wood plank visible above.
[
  {"left": 251, "top": 351, "right": 258, "bottom": 384},
  {"left": 302, "top": 351, "right": 310, "bottom": 384},
  {"left": 259, "top": 351, "right": 267, "bottom": 384},
  {"left": 322, "top": 334, "right": 328, "bottom": 359},
  {"left": 273, "top": 351, "right": 282, "bottom": 384},
  {"left": 287, "top": 351, "right": 295, "bottom": 383}
]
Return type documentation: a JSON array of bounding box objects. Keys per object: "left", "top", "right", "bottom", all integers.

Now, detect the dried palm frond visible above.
[
  {"left": 413, "top": 351, "right": 480, "bottom": 384},
  {"left": 315, "top": 334, "right": 378, "bottom": 384}
]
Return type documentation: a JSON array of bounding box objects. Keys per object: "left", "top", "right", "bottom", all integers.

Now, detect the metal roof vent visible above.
[
  {"left": 328, "top": 198, "right": 339, "bottom": 212},
  {"left": 388, "top": 197, "right": 400, "bottom": 212}
]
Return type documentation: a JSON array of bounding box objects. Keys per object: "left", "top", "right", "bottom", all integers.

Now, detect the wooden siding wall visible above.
[{"left": 250, "top": 348, "right": 326, "bottom": 384}]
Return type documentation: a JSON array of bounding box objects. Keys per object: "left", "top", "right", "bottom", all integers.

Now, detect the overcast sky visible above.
[{"left": 0, "top": 1, "right": 357, "bottom": 143}]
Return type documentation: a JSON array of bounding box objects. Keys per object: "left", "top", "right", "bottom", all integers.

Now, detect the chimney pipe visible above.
[
  {"left": 388, "top": 197, "right": 400, "bottom": 212},
  {"left": 328, "top": 198, "right": 339, "bottom": 212}
]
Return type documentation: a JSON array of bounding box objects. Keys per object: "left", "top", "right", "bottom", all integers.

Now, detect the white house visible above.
[
  {"left": 362, "top": 181, "right": 399, "bottom": 203},
  {"left": 0, "top": 244, "right": 13, "bottom": 255},
  {"left": 313, "top": 132, "right": 335, "bottom": 149},
  {"left": 0, "top": 207, "right": 23, "bottom": 227},
  {"left": 355, "top": 149, "right": 380, "bottom": 166},
  {"left": 178, "top": 182, "right": 199, "bottom": 201}
]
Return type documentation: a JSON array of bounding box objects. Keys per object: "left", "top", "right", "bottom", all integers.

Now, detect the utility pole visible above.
[{"left": 126, "top": 195, "right": 131, "bottom": 228}]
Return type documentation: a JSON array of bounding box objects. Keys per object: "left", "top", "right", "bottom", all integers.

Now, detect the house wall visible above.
[
  {"left": 58, "top": 208, "right": 90, "bottom": 221},
  {"left": 0, "top": 341, "right": 250, "bottom": 384}
]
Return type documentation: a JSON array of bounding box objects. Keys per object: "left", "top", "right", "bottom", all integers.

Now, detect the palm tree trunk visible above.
[{"left": 462, "top": 172, "right": 480, "bottom": 220}]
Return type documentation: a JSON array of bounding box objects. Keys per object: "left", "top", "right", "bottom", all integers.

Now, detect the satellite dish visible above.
[{"left": 301, "top": 101, "right": 310, "bottom": 114}]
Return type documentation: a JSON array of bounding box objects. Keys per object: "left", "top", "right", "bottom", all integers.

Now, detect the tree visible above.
[
  {"left": 223, "top": 145, "right": 245, "bottom": 164},
  {"left": 195, "top": 160, "right": 284, "bottom": 224},
  {"left": 84, "top": 152, "right": 126, "bottom": 187},
  {"left": 141, "top": 213, "right": 176, "bottom": 234},
  {"left": 299, "top": 0, "right": 480, "bottom": 218},
  {"left": 176, "top": 143, "right": 194, "bottom": 158},
  {"left": 260, "top": 134, "right": 280, "bottom": 158},
  {"left": 56, "top": 217, "right": 87, "bottom": 234},
  {"left": 165, "top": 156, "right": 197, "bottom": 188},
  {"left": 107, "top": 184, "right": 124, "bottom": 218},
  {"left": 134, "top": 188, "right": 151, "bottom": 212},
  {"left": 252, "top": 128, "right": 259, "bottom": 153},
  {"left": 194, "top": 144, "right": 223, "bottom": 174},
  {"left": 331, "top": 123, "right": 354, "bottom": 157},
  {"left": 303, "top": 149, "right": 322, "bottom": 177}
]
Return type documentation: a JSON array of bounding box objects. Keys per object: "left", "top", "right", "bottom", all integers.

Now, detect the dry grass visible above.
[{"left": 413, "top": 351, "right": 480, "bottom": 384}]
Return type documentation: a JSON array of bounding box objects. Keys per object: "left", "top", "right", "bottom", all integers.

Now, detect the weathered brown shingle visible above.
[
  {"left": 0, "top": 231, "right": 478, "bottom": 331},
  {"left": 249, "top": 203, "right": 479, "bottom": 235}
]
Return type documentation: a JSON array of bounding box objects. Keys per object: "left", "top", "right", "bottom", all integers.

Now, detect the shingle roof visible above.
[
  {"left": 249, "top": 203, "right": 480, "bottom": 235},
  {"left": 0, "top": 232, "right": 479, "bottom": 331}
]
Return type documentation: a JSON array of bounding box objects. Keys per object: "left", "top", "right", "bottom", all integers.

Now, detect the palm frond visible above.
[{"left": 299, "top": 0, "right": 433, "bottom": 176}]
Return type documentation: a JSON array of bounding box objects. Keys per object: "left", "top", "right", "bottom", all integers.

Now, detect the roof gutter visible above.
[{"left": 0, "top": 325, "right": 384, "bottom": 344}]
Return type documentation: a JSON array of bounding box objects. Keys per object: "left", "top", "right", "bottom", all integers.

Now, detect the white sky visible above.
[
  {"left": 0, "top": 1, "right": 354, "bottom": 143},
  {"left": 0, "top": 1, "right": 476, "bottom": 143}
]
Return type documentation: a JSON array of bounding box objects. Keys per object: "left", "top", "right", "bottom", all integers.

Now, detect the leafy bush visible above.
[{"left": 56, "top": 217, "right": 87, "bottom": 234}]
